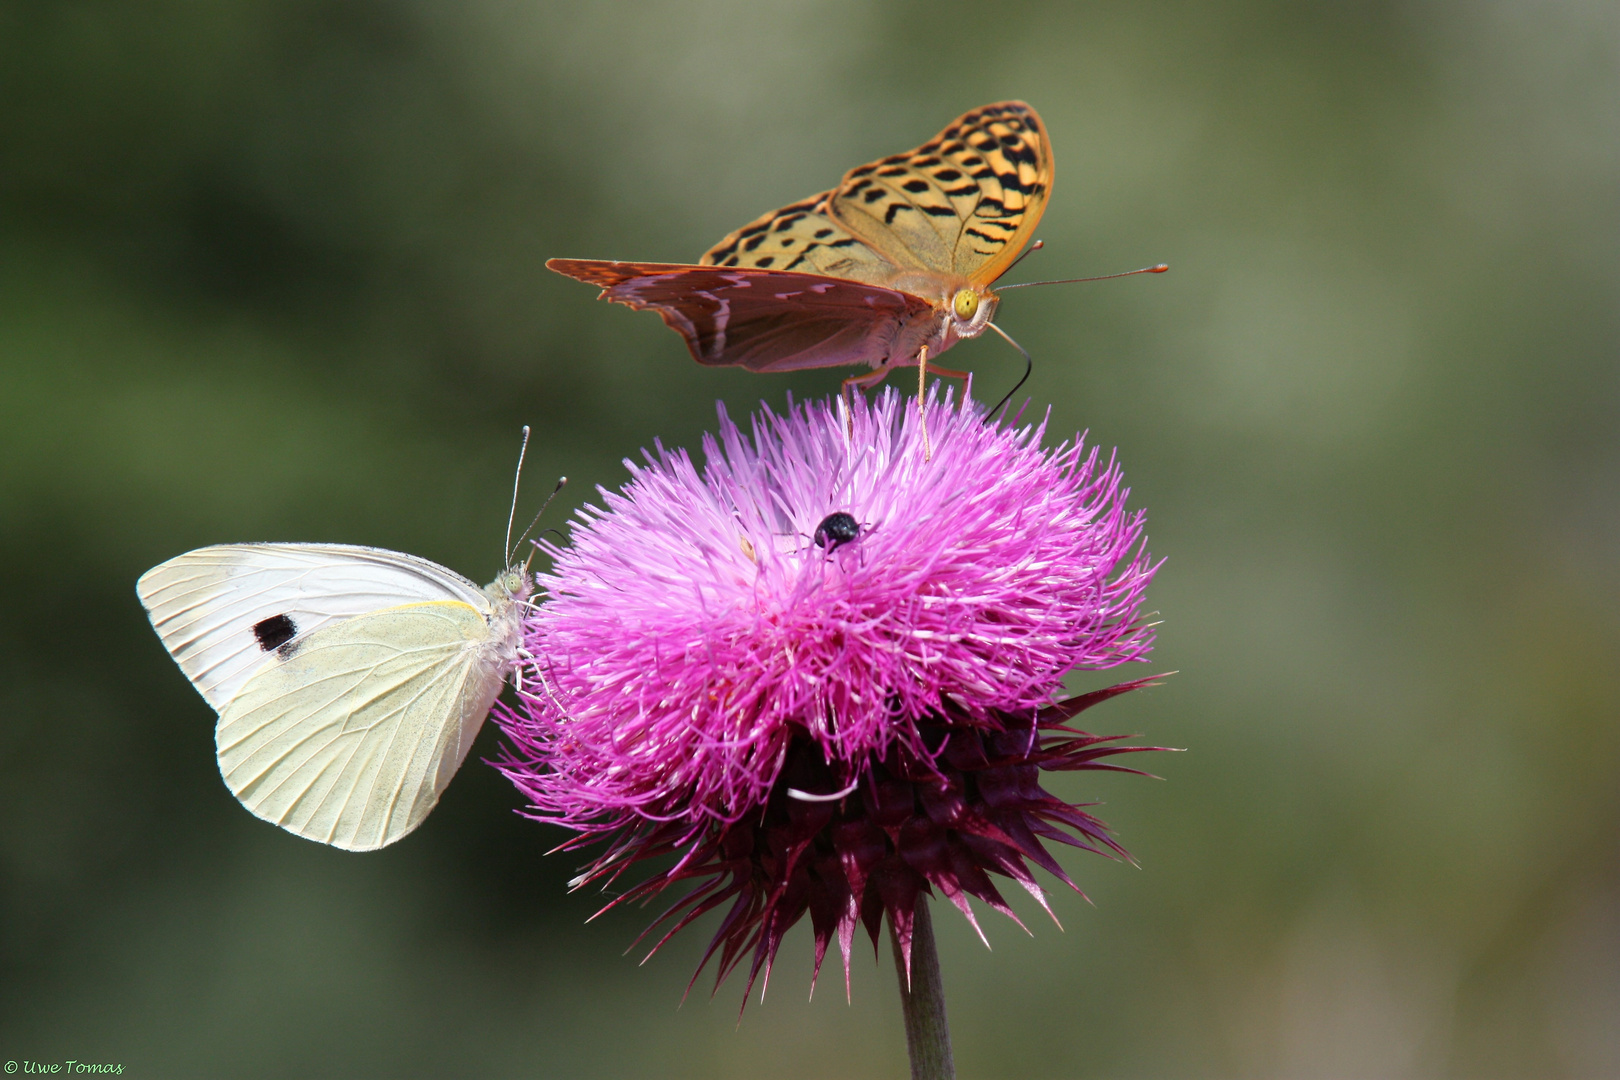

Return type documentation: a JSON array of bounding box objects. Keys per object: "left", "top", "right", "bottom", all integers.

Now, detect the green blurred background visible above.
[{"left": 3, "top": 2, "right": 1616, "bottom": 1076}]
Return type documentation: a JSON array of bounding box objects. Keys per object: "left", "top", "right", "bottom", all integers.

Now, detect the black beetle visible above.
[{"left": 813, "top": 512, "right": 861, "bottom": 552}]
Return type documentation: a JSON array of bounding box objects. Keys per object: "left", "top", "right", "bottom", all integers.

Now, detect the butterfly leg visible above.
[
  {"left": 915, "top": 345, "right": 934, "bottom": 461},
  {"left": 912, "top": 351, "right": 971, "bottom": 461},
  {"left": 511, "top": 645, "right": 536, "bottom": 695}
]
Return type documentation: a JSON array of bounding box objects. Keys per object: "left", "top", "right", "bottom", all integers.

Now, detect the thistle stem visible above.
[{"left": 889, "top": 895, "right": 955, "bottom": 1080}]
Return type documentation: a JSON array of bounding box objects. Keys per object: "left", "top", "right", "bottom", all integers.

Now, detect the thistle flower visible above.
[{"left": 496, "top": 387, "right": 1163, "bottom": 1002}]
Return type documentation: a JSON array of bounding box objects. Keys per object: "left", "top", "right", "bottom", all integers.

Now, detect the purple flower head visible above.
[{"left": 497, "top": 387, "right": 1164, "bottom": 1002}]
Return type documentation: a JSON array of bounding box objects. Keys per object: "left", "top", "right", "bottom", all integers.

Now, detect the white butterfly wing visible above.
[
  {"left": 216, "top": 600, "right": 511, "bottom": 851},
  {"left": 137, "top": 544, "right": 490, "bottom": 713}
]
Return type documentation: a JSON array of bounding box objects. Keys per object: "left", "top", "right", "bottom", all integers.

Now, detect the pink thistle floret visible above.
[{"left": 496, "top": 387, "right": 1163, "bottom": 999}]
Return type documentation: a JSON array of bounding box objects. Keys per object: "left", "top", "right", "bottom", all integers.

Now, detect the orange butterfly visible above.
[{"left": 549, "top": 101, "right": 1054, "bottom": 400}]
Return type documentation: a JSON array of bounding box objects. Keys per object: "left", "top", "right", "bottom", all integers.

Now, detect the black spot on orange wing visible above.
[
  {"left": 1000, "top": 142, "right": 1039, "bottom": 167},
  {"left": 994, "top": 171, "right": 1031, "bottom": 193}
]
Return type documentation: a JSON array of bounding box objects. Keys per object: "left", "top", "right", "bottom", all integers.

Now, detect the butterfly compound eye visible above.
[
  {"left": 952, "top": 289, "right": 980, "bottom": 322},
  {"left": 813, "top": 512, "right": 861, "bottom": 552}
]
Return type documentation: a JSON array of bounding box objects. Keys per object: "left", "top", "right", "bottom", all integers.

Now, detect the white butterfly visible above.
[
  {"left": 137, "top": 543, "right": 531, "bottom": 850},
  {"left": 140, "top": 428, "right": 561, "bottom": 852}
]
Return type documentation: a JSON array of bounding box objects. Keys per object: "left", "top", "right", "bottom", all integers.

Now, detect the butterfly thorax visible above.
[
  {"left": 481, "top": 567, "right": 531, "bottom": 672},
  {"left": 875, "top": 269, "right": 1000, "bottom": 357}
]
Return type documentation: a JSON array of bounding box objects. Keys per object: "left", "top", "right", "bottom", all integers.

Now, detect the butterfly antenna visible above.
[
  {"left": 985, "top": 323, "right": 1033, "bottom": 425},
  {"left": 517, "top": 477, "right": 569, "bottom": 571},
  {"left": 997, "top": 263, "right": 1168, "bottom": 290},
  {"left": 1002, "top": 238, "right": 1044, "bottom": 277},
  {"left": 505, "top": 425, "right": 532, "bottom": 566}
]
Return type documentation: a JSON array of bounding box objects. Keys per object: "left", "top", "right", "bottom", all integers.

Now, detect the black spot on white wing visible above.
[{"left": 253, "top": 613, "right": 298, "bottom": 652}]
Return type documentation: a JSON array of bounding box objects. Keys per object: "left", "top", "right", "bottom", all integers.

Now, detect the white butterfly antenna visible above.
[
  {"left": 514, "top": 477, "right": 569, "bottom": 572},
  {"left": 505, "top": 425, "right": 532, "bottom": 567}
]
